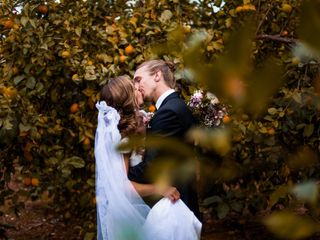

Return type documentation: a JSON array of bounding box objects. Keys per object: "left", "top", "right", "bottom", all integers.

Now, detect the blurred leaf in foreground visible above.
[
  {"left": 187, "top": 127, "right": 231, "bottom": 156},
  {"left": 245, "top": 60, "right": 284, "bottom": 116},
  {"left": 263, "top": 211, "right": 319, "bottom": 239},
  {"left": 291, "top": 181, "right": 319, "bottom": 205},
  {"left": 298, "top": 0, "right": 320, "bottom": 54},
  {"left": 288, "top": 146, "right": 318, "bottom": 169}
]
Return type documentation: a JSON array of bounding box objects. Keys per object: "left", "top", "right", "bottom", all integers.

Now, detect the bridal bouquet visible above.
[{"left": 187, "top": 89, "right": 227, "bottom": 128}]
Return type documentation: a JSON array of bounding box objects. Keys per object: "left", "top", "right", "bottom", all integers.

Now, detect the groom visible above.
[{"left": 128, "top": 59, "right": 200, "bottom": 219}]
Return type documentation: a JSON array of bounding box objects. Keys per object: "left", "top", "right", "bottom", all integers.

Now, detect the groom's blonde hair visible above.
[{"left": 137, "top": 60, "right": 176, "bottom": 88}]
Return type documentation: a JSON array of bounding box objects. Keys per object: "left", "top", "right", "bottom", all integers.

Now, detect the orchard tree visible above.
[{"left": 0, "top": 0, "right": 319, "bottom": 238}]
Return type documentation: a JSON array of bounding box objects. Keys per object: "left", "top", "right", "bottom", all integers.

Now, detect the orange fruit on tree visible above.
[
  {"left": 267, "top": 128, "right": 275, "bottom": 135},
  {"left": 235, "top": 6, "right": 243, "bottom": 13},
  {"left": 280, "top": 30, "right": 289, "bottom": 37},
  {"left": 125, "top": 44, "right": 135, "bottom": 55},
  {"left": 183, "top": 25, "right": 191, "bottom": 33},
  {"left": 83, "top": 137, "right": 91, "bottom": 150},
  {"left": 3, "top": 19, "right": 13, "bottom": 29},
  {"left": 24, "top": 151, "right": 33, "bottom": 161},
  {"left": 13, "top": 24, "right": 20, "bottom": 30},
  {"left": 87, "top": 60, "right": 94, "bottom": 66},
  {"left": 37, "top": 4, "right": 48, "bottom": 14},
  {"left": 223, "top": 115, "right": 231, "bottom": 124},
  {"left": 281, "top": 3, "right": 292, "bottom": 13},
  {"left": 61, "top": 50, "right": 71, "bottom": 58},
  {"left": 31, "top": 178, "right": 39, "bottom": 186},
  {"left": 148, "top": 105, "right": 156, "bottom": 113},
  {"left": 83, "top": 137, "right": 90, "bottom": 146},
  {"left": 4, "top": 87, "right": 17, "bottom": 99},
  {"left": 119, "top": 55, "right": 127, "bottom": 62},
  {"left": 23, "top": 177, "right": 32, "bottom": 186},
  {"left": 291, "top": 57, "right": 300, "bottom": 65},
  {"left": 70, "top": 103, "right": 79, "bottom": 113},
  {"left": 72, "top": 74, "right": 79, "bottom": 81}
]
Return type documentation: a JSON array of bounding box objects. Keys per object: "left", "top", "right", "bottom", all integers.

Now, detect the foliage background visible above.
[{"left": 0, "top": 0, "right": 319, "bottom": 238}]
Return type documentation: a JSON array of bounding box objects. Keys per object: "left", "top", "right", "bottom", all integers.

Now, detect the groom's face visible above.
[{"left": 134, "top": 66, "right": 156, "bottom": 101}]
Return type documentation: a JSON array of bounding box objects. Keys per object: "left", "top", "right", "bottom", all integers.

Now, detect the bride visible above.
[{"left": 95, "top": 76, "right": 202, "bottom": 240}]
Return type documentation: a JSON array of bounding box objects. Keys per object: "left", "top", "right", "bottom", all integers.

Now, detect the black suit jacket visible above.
[{"left": 128, "top": 92, "right": 200, "bottom": 219}]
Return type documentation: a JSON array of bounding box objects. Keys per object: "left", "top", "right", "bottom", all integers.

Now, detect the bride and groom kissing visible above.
[{"left": 95, "top": 59, "right": 202, "bottom": 239}]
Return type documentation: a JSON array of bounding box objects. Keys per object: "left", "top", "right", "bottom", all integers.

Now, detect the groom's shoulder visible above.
[{"left": 163, "top": 94, "right": 191, "bottom": 114}]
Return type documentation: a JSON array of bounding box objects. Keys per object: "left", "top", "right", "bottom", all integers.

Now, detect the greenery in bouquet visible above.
[{"left": 187, "top": 89, "right": 228, "bottom": 128}]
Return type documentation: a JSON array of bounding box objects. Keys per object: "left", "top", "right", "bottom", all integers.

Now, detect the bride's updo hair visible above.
[{"left": 101, "top": 75, "right": 138, "bottom": 137}]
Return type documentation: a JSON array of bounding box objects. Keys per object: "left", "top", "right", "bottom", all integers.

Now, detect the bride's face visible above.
[{"left": 134, "top": 84, "right": 144, "bottom": 107}]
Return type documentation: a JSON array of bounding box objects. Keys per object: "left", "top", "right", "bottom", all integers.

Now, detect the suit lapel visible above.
[
  {"left": 148, "top": 92, "right": 179, "bottom": 131},
  {"left": 157, "top": 92, "right": 179, "bottom": 110}
]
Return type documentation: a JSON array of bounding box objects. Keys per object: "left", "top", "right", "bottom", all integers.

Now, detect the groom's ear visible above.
[{"left": 154, "top": 70, "right": 162, "bottom": 82}]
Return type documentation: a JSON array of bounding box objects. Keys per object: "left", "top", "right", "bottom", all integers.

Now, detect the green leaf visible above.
[
  {"left": 267, "top": 108, "right": 278, "bottom": 115},
  {"left": 29, "top": 19, "right": 36, "bottom": 28},
  {"left": 264, "top": 211, "right": 319, "bottom": 239},
  {"left": 217, "top": 202, "right": 230, "bottom": 219},
  {"left": 84, "top": 232, "right": 95, "bottom": 240},
  {"left": 159, "top": 10, "right": 173, "bottom": 23},
  {"left": 96, "top": 54, "right": 113, "bottom": 63},
  {"left": 3, "top": 119, "right": 13, "bottom": 130},
  {"left": 40, "top": 43, "right": 48, "bottom": 50},
  {"left": 87, "top": 178, "right": 95, "bottom": 187},
  {"left": 292, "top": 91, "right": 302, "bottom": 104},
  {"left": 24, "top": 64, "right": 33, "bottom": 74},
  {"left": 20, "top": 16, "right": 28, "bottom": 27},
  {"left": 303, "top": 124, "right": 314, "bottom": 137},
  {"left": 46, "top": 157, "right": 59, "bottom": 166},
  {"left": 298, "top": 1, "right": 320, "bottom": 53},
  {"left": 61, "top": 168, "right": 71, "bottom": 177},
  {"left": 291, "top": 181, "right": 318, "bottom": 205},
  {"left": 269, "top": 185, "right": 289, "bottom": 208},
  {"left": 75, "top": 27, "right": 82, "bottom": 37},
  {"left": 13, "top": 75, "right": 25, "bottom": 85},
  {"left": 202, "top": 195, "right": 222, "bottom": 206},
  {"left": 26, "top": 77, "right": 36, "bottom": 89},
  {"left": 63, "top": 156, "right": 85, "bottom": 168},
  {"left": 19, "top": 123, "right": 31, "bottom": 132},
  {"left": 230, "top": 202, "right": 243, "bottom": 212}
]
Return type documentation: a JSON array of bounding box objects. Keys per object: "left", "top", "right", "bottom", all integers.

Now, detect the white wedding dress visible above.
[{"left": 95, "top": 101, "right": 202, "bottom": 240}]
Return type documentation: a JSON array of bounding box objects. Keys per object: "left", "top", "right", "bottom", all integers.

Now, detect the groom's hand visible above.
[{"left": 157, "top": 186, "right": 180, "bottom": 203}]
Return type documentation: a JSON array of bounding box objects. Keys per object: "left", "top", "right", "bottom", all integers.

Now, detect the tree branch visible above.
[{"left": 256, "top": 34, "right": 297, "bottom": 44}]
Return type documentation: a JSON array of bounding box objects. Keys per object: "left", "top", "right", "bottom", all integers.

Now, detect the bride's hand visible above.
[{"left": 156, "top": 186, "right": 180, "bottom": 203}]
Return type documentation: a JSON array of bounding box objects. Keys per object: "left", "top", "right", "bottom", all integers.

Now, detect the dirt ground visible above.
[
  {"left": 0, "top": 203, "right": 272, "bottom": 240},
  {"left": 1, "top": 176, "right": 320, "bottom": 240},
  {"left": 2, "top": 202, "right": 320, "bottom": 240},
  {"left": 0, "top": 199, "right": 274, "bottom": 240}
]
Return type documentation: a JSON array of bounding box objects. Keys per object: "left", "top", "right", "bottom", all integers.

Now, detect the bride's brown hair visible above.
[{"left": 101, "top": 75, "right": 139, "bottom": 137}]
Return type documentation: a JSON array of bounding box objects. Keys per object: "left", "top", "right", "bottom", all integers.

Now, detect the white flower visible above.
[
  {"left": 188, "top": 90, "right": 203, "bottom": 108},
  {"left": 193, "top": 90, "right": 203, "bottom": 99},
  {"left": 206, "top": 92, "right": 219, "bottom": 105}
]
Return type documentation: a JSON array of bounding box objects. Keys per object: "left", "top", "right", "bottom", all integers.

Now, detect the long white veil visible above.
[{"left": 95, "top": 101, "right": 150, "bottom": 240}]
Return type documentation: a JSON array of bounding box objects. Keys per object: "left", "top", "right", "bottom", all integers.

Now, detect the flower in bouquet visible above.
[
  {"left": 140, "top": 104, "right": 156, "bottom": 125},
  {"left": 187, "top": 89, "right": 227, "bottom": 128}
]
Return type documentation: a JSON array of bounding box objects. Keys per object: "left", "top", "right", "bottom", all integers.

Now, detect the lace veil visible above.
[{"left": 95, "top": 101, "right": 150, "bottom": 240}]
